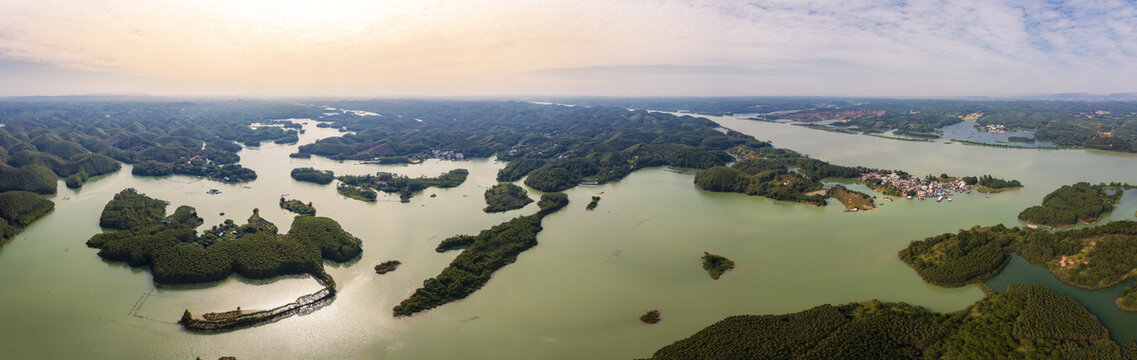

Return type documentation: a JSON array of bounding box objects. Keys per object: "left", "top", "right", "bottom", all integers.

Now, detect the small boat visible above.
[
  {"left": 907, "top": 195, "right": 913, "bottom": 199},
  {"left": 947, "top": 198, "right": 952, "bottom": 202},
  {"left": 884, "top": 197, "right": 893, "bottom": 202},
  {"left": 937, "top": 196, "right": 944, "bottom": 202}
]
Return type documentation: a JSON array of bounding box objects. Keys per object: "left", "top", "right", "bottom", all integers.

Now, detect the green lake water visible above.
[{"left": 0, "top": 114, "right": 1135, "bottom": 359}]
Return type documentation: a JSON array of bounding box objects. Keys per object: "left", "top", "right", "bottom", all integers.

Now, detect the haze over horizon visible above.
[{"left": 1, "top": 0, "right": 1135, "bottom": 98}]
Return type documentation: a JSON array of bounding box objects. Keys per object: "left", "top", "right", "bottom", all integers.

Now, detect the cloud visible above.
[{"left": 0, "top": 0, "right": 1134, "bottom": 96}]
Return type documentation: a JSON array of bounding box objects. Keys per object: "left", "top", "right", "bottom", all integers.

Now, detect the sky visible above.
[{"left": 0, "top": 0, "right": 1135, "bottom": 97}]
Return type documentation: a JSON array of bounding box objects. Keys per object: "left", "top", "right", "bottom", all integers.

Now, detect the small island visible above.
[
  {"left": 483, "top": 183, "right": 533, "bottom": 213},
  {"left": 640, "top": 310, "right": 661, "bottom": 324},
  {"left": 1018, "top": 182, "right": 1126, "bottom": 226},
  {"left": 825, "top": 185, "right": 874, "bottom": 211},
  {"left": 290, "top": 167, "right": 334, "bottom": 185},
  {"left": 586, "top": 196, "right": 600, "bottom": 210},
  {"left": 279, "top": 197, "right": 316, "bottom": 216},
  {"left": 374, "top": 260, "right": 401, "bottom": 274},
  {"left": 338, "top": 169, "right": 468, "bottom": 203},
  {"left": 701, "top": 252, "right": 735, "bottom": 280}
]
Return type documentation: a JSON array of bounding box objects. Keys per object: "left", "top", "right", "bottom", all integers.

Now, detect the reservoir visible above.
[{"left": 0, "top": 114, "right": 1135, "bottom": 359}]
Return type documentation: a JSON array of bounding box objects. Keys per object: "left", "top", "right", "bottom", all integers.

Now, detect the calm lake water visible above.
[{"left": 0, "top": 113, "right": 1135, "bottom": 359}]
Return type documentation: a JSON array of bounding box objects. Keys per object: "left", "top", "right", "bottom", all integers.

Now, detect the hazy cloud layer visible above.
[{"left": 0, "top": 0, "right": 1134, "bottom": 96}]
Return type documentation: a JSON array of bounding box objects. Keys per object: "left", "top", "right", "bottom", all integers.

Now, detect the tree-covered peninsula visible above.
[
  {"left": 962, "top": 174, "right": 1022, "bottom": 193},
  {"left": 693, "top": 147, "right": 869, "bottom": 206},
  {"left": 648, "top": 284, "right": 1127, "bottom": 359},
  {"left": 826, "top": 185, "right": 875, "bottom": 211},
  {"left": 1018, "top": 182, "right": 1127, "bottom": 226},
  {"left": 483, "top": 183, "right": 533, "bottom": 213},
  {"left": 338, "top": 169, "right": 467, "bottom": 203},
  {"left": 393, "top": 193, "right": 569, "bottom": 316},
  {"left": 900, "top": 219, "right": 1137, "bottom": 310},
  {"left": 0, "top": 190, "right": 54, "bottom": 246}
]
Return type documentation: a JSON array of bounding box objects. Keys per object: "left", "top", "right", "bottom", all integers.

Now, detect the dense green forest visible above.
[
  {"left": 294, "top": 100, "right": 761, "bottom": 192},
  {"left": 483, "top": 183, "right": 533, "bottom": 213},
  {"left": 701, "top": 253, "right": 735, "bottom": 280},
  {"left": 290, "top": 167, "right": 334, "bottom": 185},
  {"left": 563, "top": 97, "right": 1137, "bottom": 153},
  {"left": 338, "top": 169, "right": 468, "bottom": 202},
  {"left": 0, "top": 165, "right": 57, "bottom": 194},
  {"left": 1018, "top": 182, "right": 1125, "bottom": 226},
  {"left": 900, "top": 219, "right": 1137, "bottom": 310},
  {"left": 0, "top": 100, "right": 318, "bottom": 187},
  {"left": 279, "top": 197, "right": 316, "bottom": 216},
  {"left": 393, "top": 193, "right": 568, "bottom": 316},
  {"left": 648, "top": 284, "right": 1127, "bottom": 359},
  {"left": 757, "top": 98, "right": 1137, "bottom": 153},
  {"left": 0, "top": 190, "right": 54, "bottom": 245},
  {"left": 87, "top": 188, "right": 362, "bottom": 284}
]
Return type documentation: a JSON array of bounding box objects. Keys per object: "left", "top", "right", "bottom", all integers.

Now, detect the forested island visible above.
[
  {"left": 1018, "top": 182, "right": 1126, "bottom": 226},
  {"left": 648, "top": 284, "right": 1129, "bottom": 359},
  {"left": 640, "top": 310, "right": 661, "bottom": 324},
  {"left": 338, "top": 169, "right": 467, "bottom": 203},
  {"left": 586, "top": 196, "right": 600, "bottom": 210},
  {"left": 87, "top": 188, "right": 364, "bottom": 330},
  {"left": 483, "top": 183, "right": 533, "bottom": 213},
  {"left": 393, "top": 193, "right": 569, "bottom": 316},
  {"left": 374, "top": 260, "right": 401, "bottom": 274},
  {"left": 89, "top": 189, "right": 362, "bottom": 284},
  {"left": 279, "top": 197, "right": 316, "bottom": 216},
  {"left": 290, "top": 167, "right": 334, "bottom": 185},
  {"left": 701, "top": 252, "right": 735, "bottom": 280}
]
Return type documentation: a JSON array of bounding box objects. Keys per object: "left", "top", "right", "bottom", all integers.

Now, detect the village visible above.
[{"left": 858, "top": 171, "right": 972, "bottom": 201}]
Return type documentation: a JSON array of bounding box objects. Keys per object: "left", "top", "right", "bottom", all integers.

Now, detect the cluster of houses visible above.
[
  {"left": 859, "top": 172, "right": 972, "bottom": 200},
  {"left": 981, "top": 124, "right": 1007, "bottom": 133},
  {"left": 430, "top": 149, "right": 465, "bottom": 160}
]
